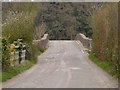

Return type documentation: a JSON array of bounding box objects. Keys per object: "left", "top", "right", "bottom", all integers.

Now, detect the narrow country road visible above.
[{"left": 3, "top": 40, "right": 118, "bottom": 88}]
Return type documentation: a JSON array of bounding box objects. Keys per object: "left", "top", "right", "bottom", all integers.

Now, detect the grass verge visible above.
[
  {"left": 1, "top": 47, "right": 46, "bottom": 82},
  {"left": 1, "top": 60, "right": 34, "bottom": 82},
  {"left": 88, "top": 52, "right": 119, "bottom": 78}
]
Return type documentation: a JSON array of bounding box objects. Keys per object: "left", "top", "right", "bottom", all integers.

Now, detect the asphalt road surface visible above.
[{"left": 3, "top": 40, "right": 118, "bottom": 88}]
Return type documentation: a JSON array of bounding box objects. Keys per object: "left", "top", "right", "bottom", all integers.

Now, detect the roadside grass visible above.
[
  {"left": 88, "top": 52, "right": 119, "bottom": 78},
  {"left": 1, "top": 47, "right": 46, "bottom": 82},
  {"left": 1, "top": 60, "right": 34, "bottom": 82},
  {"left": 39, "top": 48, "right": 46, "bottom": 53}
]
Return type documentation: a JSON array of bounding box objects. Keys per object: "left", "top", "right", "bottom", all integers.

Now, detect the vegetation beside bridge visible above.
[
  {"left": 88, "top": 3, "right": 120, "bottom": 79},
  {"left": 1, "top": 2, "right": 120, "bottom": 82}
]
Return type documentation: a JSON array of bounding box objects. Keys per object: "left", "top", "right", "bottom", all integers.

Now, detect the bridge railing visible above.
[
  {"left": 33, "top": 34, "right": 49, "bottom": 49},
  {"left": 75, "top": 33, "right": 92, "bottom": 50}
]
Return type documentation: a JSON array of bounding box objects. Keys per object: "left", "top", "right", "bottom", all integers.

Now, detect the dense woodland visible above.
[
  {"left": 2, "top": 2, "right": 120, "bottom": 78},
  {"left": 3, "top": 2, "right": 102, "bottom": 40}
]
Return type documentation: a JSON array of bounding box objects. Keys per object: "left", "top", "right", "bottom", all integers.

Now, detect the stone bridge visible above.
[
  {"left": 3, "top": 33, "right": 118, "bottom": 88},
  {"left": 33, "top": 34, "right": 49, "bottom": 49},
  {"left": 75, "top": 33, "right": 92, "bottom": 50},
  {"left": 33, "top": 33, "right": 92, "bottom": 51}
]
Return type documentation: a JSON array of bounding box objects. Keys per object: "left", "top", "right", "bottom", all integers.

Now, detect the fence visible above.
[{"left": 10, "top": 50, "right": 26, "bottom": 66}]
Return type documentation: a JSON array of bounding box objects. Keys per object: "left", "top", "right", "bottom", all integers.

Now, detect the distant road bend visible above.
[{"left": 3, "top": 40, "right": 118, "bottom": 88}]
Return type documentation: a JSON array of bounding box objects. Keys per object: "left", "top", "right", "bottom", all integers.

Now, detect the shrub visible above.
[
  {"left": 2, "top": 38, "right": 11, "bottom": 70},
  {"left": 88, "top": 3, "right": 119, "bottom": 75}
]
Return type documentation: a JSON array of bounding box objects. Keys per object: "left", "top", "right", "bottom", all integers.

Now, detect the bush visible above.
[
  {"left": 88, "top": 3, "right": 119, "bottom": 72},
  {"left": 2, "top": 38, "right": 11, "bottom": 70},
  {"left": 2, "top": 13, "right": 34, "bottom": 44},
  {"left": 2, "top": 2, "right": 44, "bottom": 70}
]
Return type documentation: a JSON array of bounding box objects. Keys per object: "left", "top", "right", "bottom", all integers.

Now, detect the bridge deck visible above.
[{"left": 3, "top": 40, "right": 118, "bottom": 88}]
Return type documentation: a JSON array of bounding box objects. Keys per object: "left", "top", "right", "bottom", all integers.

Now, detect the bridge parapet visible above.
[
  {"left": 75, "top": 33, "right": 92, "bottom": 50},
  {"left": 33, "top": 34, "right": 49, "bottom": 49}
]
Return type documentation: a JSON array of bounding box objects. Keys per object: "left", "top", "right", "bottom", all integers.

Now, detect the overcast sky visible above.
[{"left": 1, "top": 0, "right": 120, "bottom": 2}]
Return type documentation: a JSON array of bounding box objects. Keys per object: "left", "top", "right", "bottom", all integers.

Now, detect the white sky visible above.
[{"left": 0, "top": 0, "right": 120, "bottom": 2}]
